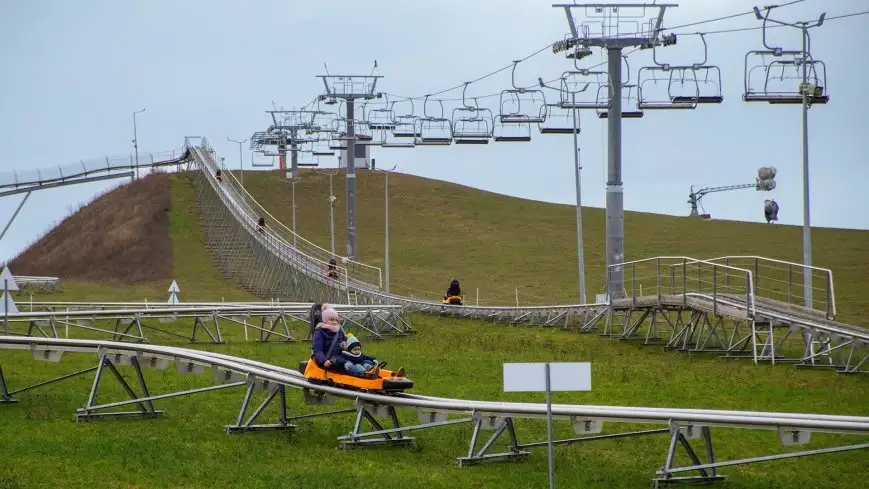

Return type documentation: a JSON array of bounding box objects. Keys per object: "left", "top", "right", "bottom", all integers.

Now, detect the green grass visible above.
[
  {"left": 3, "top": 169, "right": 868, "bottom": 489},
  {"left": 240, "top": 169, "right": 869, "bottom": 326},
  {"left": 1, "top": 316, "right": 867, "bottom": 489}
]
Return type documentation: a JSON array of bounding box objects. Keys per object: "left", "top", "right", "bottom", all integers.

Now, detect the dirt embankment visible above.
[{"left": 8, "top": 172, "right": 173, "bottom": 283}]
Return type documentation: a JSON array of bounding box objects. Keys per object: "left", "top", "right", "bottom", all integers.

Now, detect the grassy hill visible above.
[
  {"left": 240, "top": 168, "right": 869, "bottom": 326},
  {"left": 6, "top": 172, "right": 256, "bottom": 302},
  {"left": 2, "top": 167, "right": 868, "bottom": 489}
]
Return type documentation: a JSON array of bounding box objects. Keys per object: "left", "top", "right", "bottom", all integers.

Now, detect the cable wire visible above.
[
  {"left": 379, "top": 1, "right": 811, "bottom": 104},
  {"left": 297, "top": 4, "right": 866, "bottom": 109}
]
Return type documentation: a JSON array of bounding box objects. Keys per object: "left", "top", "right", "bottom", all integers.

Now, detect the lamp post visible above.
[
  {"left": 384, "top": 165, "right": 397, "bottom": 293},
  {"left": 315, "top": 168, "right": 339, "bottom": 258},
  {"left": 132, "top": 108, "right": 146, "bottom": 180},
  {"left": 226, "top": 137, "right": 247, "bottom": 187}
]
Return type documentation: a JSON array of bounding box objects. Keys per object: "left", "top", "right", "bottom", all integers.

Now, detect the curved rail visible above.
[{"left": 1, "top": 335, "right": 867, "bottom": 485}]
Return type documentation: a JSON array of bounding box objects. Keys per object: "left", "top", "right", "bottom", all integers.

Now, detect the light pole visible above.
[
  {"left": 571, "top": 92, "right": 586, "bottom": 304},
  {"left": 227, "top": 137, "right": 247, "bottom": 187},
  {"left": 132, "top": 108, "right": 146, "bottom": 180},
  {"left": 291, "top": 178, "right": 298, "bottom": 247},
  {"left": 384, "top": 165, "right": 397, "bottom": 293},
  {"left": 750, "top": 5, "right": 826, "bottom": 355},
  {"left": 315, "top": 168, "right": 339, "bottom": 258}
]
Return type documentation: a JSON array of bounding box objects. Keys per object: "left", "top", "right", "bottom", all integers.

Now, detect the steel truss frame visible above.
[
  {"left": 603, "top": 256, "right": 868, "bottom": 375},
  {"left": 2, "top": 338, "right": 869, "bottom": 487},
  {"left": 2, "top": 304, "right": 411, "bottom": 344}
]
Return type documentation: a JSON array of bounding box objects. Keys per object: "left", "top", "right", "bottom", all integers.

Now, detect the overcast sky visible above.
[{"left": 1, "top": 0, "right": 867, "bottom": 262}]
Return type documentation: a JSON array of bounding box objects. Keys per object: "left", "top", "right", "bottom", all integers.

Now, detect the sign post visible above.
[
  {"left": 167, "top": 280, "right": 180, "bottom": 305},
  {"left": 503, "top": 362, "right": 592, "bottom": 489}
]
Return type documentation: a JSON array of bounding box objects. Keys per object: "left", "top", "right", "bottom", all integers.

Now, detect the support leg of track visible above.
[
  {"left": 653, "top": 424, "right": 725, "bottom": 487},
  {"left": 457, "top": 415, "right": 529, "bottom": 466},
  {"left": 225, "top": 380, "right": 295, "bottom": 433},
  {"left": 0, "top": 364, "right": 17, "bottom": 403},
  {"left": 338, "top": 399, "right": 415, "bottom": 448},
  {"left": 653, "top": 424, "right": 869, "bottom": 486},
  {"left": 75, "top": 353, "right": 165, "bottom": 421}
]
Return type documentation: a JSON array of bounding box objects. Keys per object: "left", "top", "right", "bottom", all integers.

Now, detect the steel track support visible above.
[
  {"left": 76, "top": 353, "right": 165, "bottom": 421},
  {"left": 457, "top": 414, "right": 529, "bottom": 466},
  {"left": 654, "top": 423, "right": 869, "bottom": 486},
  {"left": 191, "top": 314, "right": 223, "bottom": 344},
  {"left": 653, "top": 424, "right": 724, "bottom": 487},
  {"left": 225, "top": 379, "right": 295, "bottom": 434},
  {"left": 0, "top": 364, "right": 16, "bottom": 403},
  {"left": 339, "top": 399, "right": 415, "bottom": 448}
]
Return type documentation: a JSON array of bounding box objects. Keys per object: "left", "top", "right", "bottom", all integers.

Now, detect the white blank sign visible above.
[{"left": 503, "top": 362, "right": 592, "bottom": 392}]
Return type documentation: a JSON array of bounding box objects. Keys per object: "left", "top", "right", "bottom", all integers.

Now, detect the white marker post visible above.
[
  {"left": 503, "top": 362, "right": 592, "bottom": 489},
  {"left": 167, "top": 280, "right": 180, "bottom": 305},
  {"left": 0, "top": 267, "right": 20, "bottom": 333}
]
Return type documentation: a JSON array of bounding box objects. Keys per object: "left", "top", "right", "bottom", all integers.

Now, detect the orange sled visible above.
[{"left": 299, "top": 357, "right": 413, "bottom": 393}]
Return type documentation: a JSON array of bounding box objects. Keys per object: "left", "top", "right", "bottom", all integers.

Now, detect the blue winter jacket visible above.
[
  {"left": 341, "top": 350, "right": 377, "bottom": 366},
  {"left": 312, "top": 325, "right": 347, "bottom": 368}
]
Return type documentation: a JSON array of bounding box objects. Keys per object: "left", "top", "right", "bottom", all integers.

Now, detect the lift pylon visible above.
[
  {"left": 498, "top": 61, "right": 547, "bottom": 124},
  {"left": 451, "top": 83, "right": 494, "bottom": 145},
  {"left": 416, "top": 96, "right": 453, "bottom": 145}
]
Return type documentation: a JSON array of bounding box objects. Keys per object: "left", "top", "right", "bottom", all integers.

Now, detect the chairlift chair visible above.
[
  {"left": 379, "top": 128, "right": 416, "bottom": 148},
  {"left": 451, "top": 83, "right": 493, "bottom": 144},
  {"left": 493, "top": 120, "right": 532, "bottom": 142},
  {"left": 366, "top": 97, "right": 397, "bottom": 130},
  {"left": 392, "top": 115, "right": 421, "bottom": 139},
  {"left": 312, "top": 140, "right": 335, "bottom": 157},
  {"left": 498, "top": 61, "right": 547, "bottom": 124},
  {"left": 251, "top": 151, "right": 277, "bottom": 168},
  {"left": 743, "top": 50, "right": 829, "bottom": 105},
  {"left": 637, "top": 66, "right": 699, "bottom": 110},
  {"left": 415, "top": 96, "right": 453, "bottom": 145},
  {"left": 538, "top": 104, "right": 580, "bottom": 135},
  {"left": 596, "top": 84, "right": 644, "bottom": 119},
  {"left": 297, "top": 150, "right": 320, "bottom": 168},
  {"left": 672, "top": 66, "right": 724, "bottom": 104},
  {"left": 558, "top": 69, "right": 612, "bottom": 110}
]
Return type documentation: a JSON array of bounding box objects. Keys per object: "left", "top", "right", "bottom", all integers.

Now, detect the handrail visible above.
[
  {"left": 609, "top": 256, "right": 757, "bottom": 318},
  {"left": 193, "top": 147, "right": 354, "bottom": 300},
  {"left": 703, "top": 255, "right": 836, "bottom": 319},
  {"left": 216, "top": 154, "right": 384, "bottom": 288}
]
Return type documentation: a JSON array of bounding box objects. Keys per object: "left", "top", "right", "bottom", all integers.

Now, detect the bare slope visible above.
[
  {"left": 239, "top": 168, "right": 869, "bottom": 326},
  {"left": 8, "top": 172, "right": 173, "bottom": 283}
]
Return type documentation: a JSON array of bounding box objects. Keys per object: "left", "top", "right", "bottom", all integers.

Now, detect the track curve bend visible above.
[{"left": 2, "top": 335, "right": 868, "bottom": 485}]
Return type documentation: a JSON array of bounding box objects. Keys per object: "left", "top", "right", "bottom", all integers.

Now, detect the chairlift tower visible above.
[
  {"left": 743, "top": 5, "right": 827, "bottom": 355},
  {"left": 254, "top": 109, "right": 322, "bottom": 179},
  {"left": 317, "top": 70, "right": 383, "bottom": 261},
  {"left": 553, "top": 3, "right": 678, "bottom": 300}
]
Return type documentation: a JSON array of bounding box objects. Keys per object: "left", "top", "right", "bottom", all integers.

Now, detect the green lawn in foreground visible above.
[
  {"left": 3, "top": 169, "right": 867, "bottom": 489},
  {"left": 1, "top": 315, "right": 867, "bottom": 489}
]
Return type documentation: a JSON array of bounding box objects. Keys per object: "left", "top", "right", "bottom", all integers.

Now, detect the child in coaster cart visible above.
[{"left": 341, "top": 334, "right": 381, "bottom": 376}]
